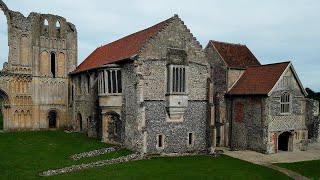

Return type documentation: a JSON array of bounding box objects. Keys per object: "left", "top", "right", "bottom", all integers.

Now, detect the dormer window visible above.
[
  {"left": 168, "top": 65, "right": 186, "bottom": 94},
  {"left": 98, "top": 69, "right": 122, "bottom": 95}
]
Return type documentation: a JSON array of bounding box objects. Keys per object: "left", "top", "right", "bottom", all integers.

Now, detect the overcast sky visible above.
[{"left": 1, "top": 0, "right": 319, "bottom": 91}]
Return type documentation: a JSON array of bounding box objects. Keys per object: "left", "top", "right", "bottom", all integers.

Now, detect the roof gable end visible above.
[{"left": 209, "top": 40, "right": 261, "bottom": 68}]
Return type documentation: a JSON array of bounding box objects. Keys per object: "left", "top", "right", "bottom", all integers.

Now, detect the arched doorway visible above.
[
  {"left": 48, "top": 111, "right": 57, "bottom": 128},
  {"left": 278, "top": 132, "right": 293, "bottom": 151},
  {"left": 77, "top": 113, "right": 82, "bottom": 131}
]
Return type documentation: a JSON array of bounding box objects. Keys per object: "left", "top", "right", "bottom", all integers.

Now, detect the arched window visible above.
[
  {"left": 44, "top": 19, "right": 49, "bottom": 26},
  {"left": 56, "top": 21, "right": 60, "bottom": 28},
  {"left": 50, "top": 52, "right": 56, "bottom": 78},
  {"left": 281, "top": 92, "right": 290, "bottom": 114}
]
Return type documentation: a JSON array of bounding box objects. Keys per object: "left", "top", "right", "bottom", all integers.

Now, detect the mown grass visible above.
[
  {"left": 277, "top": 160, "right": 320, "bottom": 179},
  {"left": 0, "top": 131, "right": 290, "bottom": 180},
  {"left": 0, "top": 131, "right": 128, "bottom": 179}
]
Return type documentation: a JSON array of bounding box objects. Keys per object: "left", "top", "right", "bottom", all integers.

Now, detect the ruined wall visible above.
[
  {"left": 71, "top": 72, "right": 99, "bottom": 136},
  {"left": 0, "top": 1, "right": 77, "bottom": 131},
  {"left": 306, "top": 98, "right": 319, "bottom": 142}
]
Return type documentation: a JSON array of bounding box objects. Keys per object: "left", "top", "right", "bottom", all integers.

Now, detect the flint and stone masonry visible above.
[{"left": 0, "top": 1, "right": 319, "bottom": 155}]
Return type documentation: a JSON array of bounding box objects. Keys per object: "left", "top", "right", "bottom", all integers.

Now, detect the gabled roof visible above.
[
  {"left": 72, "top": 16, "right": 177, "bottom": 74},
  {"left": 209, "top": 40, "right": 261, "bottom": 68},
  {"left": 228, "top": 61, "right": 295, "bottom": 95}
]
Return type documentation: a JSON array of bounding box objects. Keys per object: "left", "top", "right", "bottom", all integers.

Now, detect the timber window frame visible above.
[
  {"left": 280, "top": 92, "right": 291, "bottom": 114},
  {"left": 98, "top": 68, "right": 122, "bottom": 95},
  {"left": 167, "top": 65, "right": 187, "bottom": 94}
]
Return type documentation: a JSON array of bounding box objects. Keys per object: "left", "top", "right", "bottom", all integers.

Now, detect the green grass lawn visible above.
[
  {"left": 56, "top": 155, "right": 290, "bottom": 180},
  {"left": 0, "top": 131, "right": 129, "bottom": 179},
  {"left": 277, "top": 160, "right": 320, "bottom": 179},
  {"left": 0, "top": 131, "right": 290, "bottom": 180}
]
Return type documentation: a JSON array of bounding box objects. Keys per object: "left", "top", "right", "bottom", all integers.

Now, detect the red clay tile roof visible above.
[
  {"left": 210, "top": 40, "right": 261, "bottom": 68},
  {"left": 72, "top": 16, "right": 175, "bottom": 74},
  {"left": 228, "top": 62, "right": 290, "bottom": 95}
]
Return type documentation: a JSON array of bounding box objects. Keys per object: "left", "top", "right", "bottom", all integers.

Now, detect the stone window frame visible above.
[
  {"left": 98, "top": 68, "right": 122, "bottom": 96},
  {"left": 167, "top": 65, "right": 187, "bottom": 95},
  {"left": 280, "top": 92, "right": 291, "bottom": 115},
  {"left": 187, "top": 132, "right": 194, "bottom": 147},
  {"left": 156, "top": 134, "right": 165, "bottom": 149}
]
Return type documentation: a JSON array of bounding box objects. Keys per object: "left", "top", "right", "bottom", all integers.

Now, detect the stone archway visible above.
[
  {"left": 48, "top": 110, "right": 57, "bottom": 128},
  {"left": 0, "top": 89, "right": 10, "bottom": 130},
  {"left": 278, "top": 131, "right": 293, "bottom": 151}
]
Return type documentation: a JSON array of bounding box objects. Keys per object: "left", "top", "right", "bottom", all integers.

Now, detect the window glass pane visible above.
[
  {"left": 117, "top": 70, "right": 122, "bottom": 93},
  {"left": 172, "top": 67, "right": 176, "bottom": 93},
  {"left": 175, "top": 67, "right": 179, "bottom": 92},
  {"left": 180, "top": 68, "right": 183, "bottom": 92},
  {"left": 182, "top": 68, "right": 185, "bottom": 92},
  {"left": 112, "top": 70, "right": 116, "bottom": 93},
  {"left": 102, "top": 72, "right": 105, "bottom": 93},
  {"left": 107, "top": 71, "right": 112, "bottom": 94}
]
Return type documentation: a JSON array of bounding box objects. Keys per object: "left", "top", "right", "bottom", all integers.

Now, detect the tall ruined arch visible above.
[
  {"left": 0, "top": 0, "right": 9, "bottom": 70},
  {"left": 50, "top": 52, "right": 56, "bottom": 78}
]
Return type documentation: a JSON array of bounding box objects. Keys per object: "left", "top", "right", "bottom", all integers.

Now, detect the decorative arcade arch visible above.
[{"left": 0, "top": 89, "right": 10, "bottom": 130}]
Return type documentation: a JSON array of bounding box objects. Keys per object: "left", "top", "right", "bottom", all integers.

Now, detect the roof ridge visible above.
[
  {"left": 210, "top": 40, "right": 246, "bottom": 47},
  {"left": 248, "top": 61, "right": 291, "bottom": 68},
  {"left": 100, "top": 15, "right": 175, "bottom": 50},
  {"left": 72, "top": 15, "right": 177, "bottom": 74}
]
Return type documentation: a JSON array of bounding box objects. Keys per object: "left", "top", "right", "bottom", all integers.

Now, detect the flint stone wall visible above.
[{"left": 145, "top": 101, "right": 207, "bottom": 154}]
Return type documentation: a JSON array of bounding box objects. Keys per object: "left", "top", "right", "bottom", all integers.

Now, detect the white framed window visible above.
[
  {"left": 157, "top": 134, "right": 165, "bottom": 149},
  {"left": 280, "top": 92, "right": 291, "bottom": 114},
  {"left": 188, "top": 132, "right": 194, "bottom": 146},
  {"left": 98, "top": 69, "right": 122, "bottom": 95},
  {"left": 168, "top": 65, "right": 186, "bottom": 94}
]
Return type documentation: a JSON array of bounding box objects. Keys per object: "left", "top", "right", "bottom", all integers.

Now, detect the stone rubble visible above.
[
  {"left": 70, "top": 146, "right": 120, "bottom": 161},
  {"left": 39, "top": 153, "right": 143, "bottom": 177}
]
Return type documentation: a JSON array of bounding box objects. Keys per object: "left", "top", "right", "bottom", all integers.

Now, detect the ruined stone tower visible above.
[{"left": 0, "top": 0, "right": 77, "bottom": 131}]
